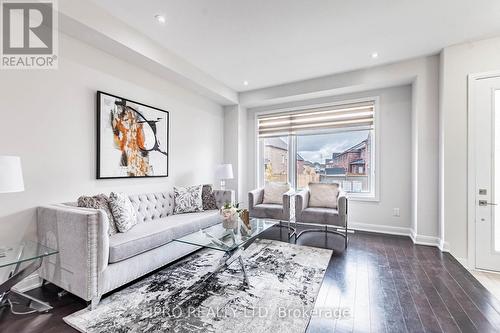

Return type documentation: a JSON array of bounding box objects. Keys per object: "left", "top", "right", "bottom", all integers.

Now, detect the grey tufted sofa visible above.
[{"left": 36, "top": 189, "right": 233, "bottom": 309}]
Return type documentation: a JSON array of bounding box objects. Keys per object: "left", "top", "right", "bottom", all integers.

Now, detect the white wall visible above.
[
  {"left": 222, "top": 105, "right": 248, "bottom": 204},
  {"left": 0, "top": 33, "right": 224, "bottom": 244},
  {"left": 440, "top": 36, "right": 500, "bottom": 260},
  {"left": 239, "top": 56, "right": 439, "bottom": 241},
  {"left": 246, "top": 86, "right": 412, "bottom": 231}
]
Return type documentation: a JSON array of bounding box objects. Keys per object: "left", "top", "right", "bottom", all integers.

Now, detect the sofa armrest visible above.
[
  {"left": 294, "top": 189, "right": 309, "bottom": 221},
  {"left": 37, "top": 204, "right": 110, "bottom": 301},
  {"left": 337, "top": 190, "right": 348, "bottom": 227},
  {"left": 248, "top": 188, "right": 264, "bottom": 210},
  {"left": 282, "top": 189, "right": 294, "bottom": 221},
  {"left": 213, "top": 190, "right": 235, "bottom": 209}
]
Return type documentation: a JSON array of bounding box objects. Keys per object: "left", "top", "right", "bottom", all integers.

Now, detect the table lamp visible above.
[
  {"left": 215, "top": 164, "right": 233, "bottom": 190},
  {"left": 0, "top": 156, "right": 24, "bottom": 194}
]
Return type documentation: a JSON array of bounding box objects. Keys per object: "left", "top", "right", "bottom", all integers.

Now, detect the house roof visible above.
[
  {"left": 265, "top": 137, "right": 287, "bottom": 150},
  {"left": 331, "top": 134, "right": 370, "bottom": 159}
]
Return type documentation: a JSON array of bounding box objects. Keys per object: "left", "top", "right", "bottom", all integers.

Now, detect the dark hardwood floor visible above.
[{"left": 1, "top": 228, "right": 500, "bottom": 333}]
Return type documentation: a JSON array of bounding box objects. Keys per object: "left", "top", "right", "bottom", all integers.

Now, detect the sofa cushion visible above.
[
  {"left": 250, "top": 203, "right": 283, "bottom": 220},
  {"left": 108, "top": 210, "right": 220, "bottom": 263},
  {"left": 299, "top": 207, "right": 341, "bottom": 226},
  {"left": 129, "top": 192, "right": 173, "bottom": 223}
]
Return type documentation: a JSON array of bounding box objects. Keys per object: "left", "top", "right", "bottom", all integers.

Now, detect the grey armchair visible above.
[
  {"left": 295, "top": 187, "right": 348, "bottom": 248},
  {"left": 248, "top": 187, "right": 293, "bottom": 221}
]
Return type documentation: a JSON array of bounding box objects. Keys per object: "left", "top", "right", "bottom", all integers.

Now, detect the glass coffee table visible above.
[
  {"left": 0, "top": 241, "right": 58, "bottom": 314},
  {"left": 174, "top": 218, "right": 276, "bottom": 286}
]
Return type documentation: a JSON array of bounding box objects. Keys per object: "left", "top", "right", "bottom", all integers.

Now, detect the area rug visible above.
[{"left": 64, "top": 239, "right": 332, "bottom": 333}]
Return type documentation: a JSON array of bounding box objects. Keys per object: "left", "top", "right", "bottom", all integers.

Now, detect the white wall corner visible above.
[{"left": 439, "top": 239, "right": 450, "bottom": 252}]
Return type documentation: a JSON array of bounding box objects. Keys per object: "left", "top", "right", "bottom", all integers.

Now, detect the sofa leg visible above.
[
  {"left": 345, "top": 224, "right": 348, "bottom": 249},
  {"left": 88, "top": 296, "right": 101, "bottom": 310}
]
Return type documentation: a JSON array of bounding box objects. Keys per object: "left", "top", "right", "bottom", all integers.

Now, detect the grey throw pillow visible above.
[
  {"left": 308, "top": 183, "right": 339, "bottom": 209},
  {"left": 202, "top": 184, "right": 218, "bottom": 210},
  {"left": 78, "top": 194, "right": 118, "bottom": 235},
  {"left": 109, "top": 192, "right": 138, "bottom": 232},
  {"left": 174, "top": 185, "right": 203, "bottom": 214}
]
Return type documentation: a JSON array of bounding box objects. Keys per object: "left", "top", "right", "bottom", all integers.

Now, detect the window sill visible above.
[{"left": 347, "top": 194, "right": 379, "bottom": 203}]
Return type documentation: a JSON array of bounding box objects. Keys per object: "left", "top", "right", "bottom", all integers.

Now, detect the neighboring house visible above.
[
  {"left": 264, "top": 138, "right": 319, "bottom": 186},
  {"left": 325, "top": 133, "right": 371, "bottom": 176},
  {"left": 264, "top": 138, "right": 288, "bottom": 179}
]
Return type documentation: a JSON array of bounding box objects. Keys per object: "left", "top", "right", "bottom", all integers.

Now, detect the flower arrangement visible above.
[{"left": 220, "top": 202, "right": 242, "bottom": 229}]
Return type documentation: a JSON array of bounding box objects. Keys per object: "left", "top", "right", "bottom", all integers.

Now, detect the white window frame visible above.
[{"left": 255, "top": 96, "right": 380, "bottom": 202}]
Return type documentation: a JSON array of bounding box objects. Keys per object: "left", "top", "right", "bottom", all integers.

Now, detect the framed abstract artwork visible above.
[{"left": 97, "top": 91, "right": 169, "bottom": 179}]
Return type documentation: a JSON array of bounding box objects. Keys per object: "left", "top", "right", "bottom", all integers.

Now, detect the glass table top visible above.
[
  {"left": 0, "top": 240, "right": 58, "bottom": 268},
  {"left": 174, "top": 218, "right": 277, "bottom": 252}
]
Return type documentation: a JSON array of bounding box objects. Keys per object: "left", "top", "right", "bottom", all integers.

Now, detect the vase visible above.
[{"left": 221, "top": 210, "right": 238, "bottom": 229}]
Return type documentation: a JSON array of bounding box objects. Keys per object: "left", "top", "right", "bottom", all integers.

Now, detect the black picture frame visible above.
[{"left": 96, "top": 91, "right": 169, "bottom": 179}]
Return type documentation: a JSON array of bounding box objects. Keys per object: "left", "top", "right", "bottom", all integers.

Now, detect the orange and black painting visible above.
[{"left": 97, "top": 91, "right": 169, "bottom": 179}]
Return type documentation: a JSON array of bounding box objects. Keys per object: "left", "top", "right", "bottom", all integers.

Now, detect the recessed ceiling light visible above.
[
  {"left": 155, "top": 14, "right": 166, "bottom": 24},
  {"left": 243, "top": 81, "right": 249, "bottom": 86},
  {"left": 371, "top": 52, "right": 379, "bottom": 59}
]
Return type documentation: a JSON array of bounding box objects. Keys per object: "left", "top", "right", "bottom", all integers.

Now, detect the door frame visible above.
[{"left": 467, "top": 71, "right": 500, "bottom": 270}]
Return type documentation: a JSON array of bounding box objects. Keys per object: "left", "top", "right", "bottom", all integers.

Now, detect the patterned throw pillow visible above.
[
  {"left": 174, "top": 185, "right": 203, "bottom": 214},
  {"left": 109, "top": 192, "right": 138, "bottom": 232},
  {"left": 202, "top": 184, "right": 218, "bottom": 210},
  {"left": 77, "top": 194, "right": 118, "bottom": 235}
]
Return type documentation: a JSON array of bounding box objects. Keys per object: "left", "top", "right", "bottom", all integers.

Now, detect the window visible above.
[
  {"left": 258, "top": 99, "right": 377, "bottom": 199},
  {"left": 296, "top": 131, "right": 372, "bottom": 193},
  {"left": 262, "top": 136, "right": 288, "bottom": 185}
]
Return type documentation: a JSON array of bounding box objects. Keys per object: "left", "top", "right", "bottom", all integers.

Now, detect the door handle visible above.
[{"left": 479, "top": 200, "right": 498, "bottom": 206}]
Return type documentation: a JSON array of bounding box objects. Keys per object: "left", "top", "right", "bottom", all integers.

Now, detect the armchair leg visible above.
[
  {"left": 274, "top": 220, "right": 296, "bottom": 240},
  {"left": 295, "top": 224, "right": 347, "bottom": 251},
  {"left": 345, "top": 224, "right": 348, "bottom": 249}
]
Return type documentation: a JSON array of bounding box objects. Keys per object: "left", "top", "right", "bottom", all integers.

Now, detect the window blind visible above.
[{"left": 258, "top": 101, "right": 374, "bottom": 138}]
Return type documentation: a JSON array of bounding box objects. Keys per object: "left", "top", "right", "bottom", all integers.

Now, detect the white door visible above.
[{"left": 472, "top": 76, "right": 500, "bottom": 272}]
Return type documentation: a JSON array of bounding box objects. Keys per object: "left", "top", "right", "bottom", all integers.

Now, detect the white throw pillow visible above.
[
  {"left": 109, "top": 192, "right": 138, "bottom": 232},
  {"left": 262, "top": 182, "right": 290, "bottom": 205},
  {"left": 174, "top": 185, "right": 203, "bottom": 214},
  {"left": 308, "top": 183, "right": 339, "bottom": 209}
]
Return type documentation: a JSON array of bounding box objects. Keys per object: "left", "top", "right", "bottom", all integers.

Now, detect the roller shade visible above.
[{"left": 258, "top": 101, "right": 374, "bottom": 138}]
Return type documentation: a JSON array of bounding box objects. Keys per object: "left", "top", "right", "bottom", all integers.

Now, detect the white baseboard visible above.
[
  {"left": 350, "top": 221, "right": 445, "bottom": 250},
  {"left": 12, "top": 273, "right": 42, "bottom": 293},
  {"left": 454, "top": 257, "right": 468, "bottom": 269},
  {"left": 349, "top": 222, "right": 412, "bottom": 237},
  {"left": 439, "top": 239, "right": 450, "bottom": 252},
  {"left": 410, "top": 232, "right": 441, "bottom": 247}
]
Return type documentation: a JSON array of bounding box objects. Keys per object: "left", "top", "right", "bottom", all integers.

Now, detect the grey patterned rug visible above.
[{"left": 64, "top": 240, "right": 332, "bottom": 333}]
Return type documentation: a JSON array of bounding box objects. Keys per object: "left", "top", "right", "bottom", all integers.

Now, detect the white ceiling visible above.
[{"left": 92, "top": 0, "right": 500, "bottom": 92}]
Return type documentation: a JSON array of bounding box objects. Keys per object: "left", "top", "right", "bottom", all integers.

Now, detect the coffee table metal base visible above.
[
  {"left": 186, "top": 246, "right": 249, "bottom": 300},
  {"left": 0, "top": 258, "right": 53, "bottom": 314}
]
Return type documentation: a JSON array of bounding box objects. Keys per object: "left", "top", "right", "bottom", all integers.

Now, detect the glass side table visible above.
[{"left": 0, "top": 240, "right": 58, "bottom": 314}]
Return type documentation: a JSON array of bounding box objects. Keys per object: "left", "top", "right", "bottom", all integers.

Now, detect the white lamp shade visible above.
[
  {"left": 215, "top": 164, "right": 234, "bottom": 180},
  {"left": 0, "top": 156, "right": 25, "bottom": 193}
]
